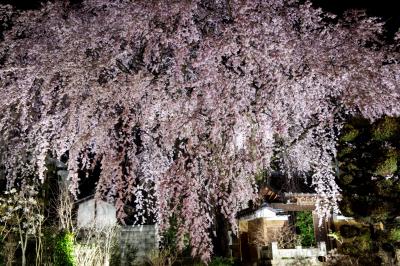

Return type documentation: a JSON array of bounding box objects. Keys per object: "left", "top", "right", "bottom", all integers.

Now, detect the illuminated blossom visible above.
[{"left": 0, "top": 0, "right": 399, "bottom": 260}]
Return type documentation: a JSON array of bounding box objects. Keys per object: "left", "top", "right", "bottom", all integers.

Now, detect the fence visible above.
[{"left": 261, "top": 242, "right": 327, "bottom": 266}]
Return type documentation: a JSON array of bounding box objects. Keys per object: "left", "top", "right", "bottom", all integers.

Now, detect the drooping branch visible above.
[{"left": 0, "top": 0, "right": 399, "bottom": 260}]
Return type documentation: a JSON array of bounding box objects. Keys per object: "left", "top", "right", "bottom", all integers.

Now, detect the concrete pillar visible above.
[
  {"left": 271, "top": 242, "right": 278, "bottom": 259},
  {"left": 319, "top": 242, "right": 326, "bottom": 254}
]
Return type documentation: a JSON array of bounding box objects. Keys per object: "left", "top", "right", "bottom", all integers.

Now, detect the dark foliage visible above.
[
  {"left": 337, "top": 116, "right": 400, "bottom": 224},
  {"left": 337, "top": 116, "right": 400, "bottom": 264}
]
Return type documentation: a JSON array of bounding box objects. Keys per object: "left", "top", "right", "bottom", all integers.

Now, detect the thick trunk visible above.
[{"left": 212, "top": 211, "right": 230, "bottom": 257}]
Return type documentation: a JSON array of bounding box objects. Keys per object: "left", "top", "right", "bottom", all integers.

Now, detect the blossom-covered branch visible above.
[{"left": 0, "top": 0, "right": 399, "bottom": 260}]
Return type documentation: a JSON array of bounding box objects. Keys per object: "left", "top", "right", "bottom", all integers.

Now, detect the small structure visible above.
[
  {"left": 234, "top": 203, "right": 290, "bottom": 264},
  {"left": 76, "top": 196, "right": 117, "bottom": 228},
  {"left": 75, "top": 196, "right": 158, "bottom": 265},
  {"left": 272, "top": 192, "right": 333, "bottom": 248},
  {"left": 233, "top": 188, "right": 333, "bottom": 265}
]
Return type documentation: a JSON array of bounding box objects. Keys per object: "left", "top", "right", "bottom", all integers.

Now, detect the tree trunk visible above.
[
  {"left": 21, "top": 234, "right": 28, "bottom": 266},
  {"left": 21, "top": 248, "right": 26, "bottom": 266},
  {"left": 212, "top": 211, "right": 230, "bottom": 257}
]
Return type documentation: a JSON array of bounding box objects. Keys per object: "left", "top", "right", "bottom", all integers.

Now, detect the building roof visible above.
[{"left": 237, "top": 202, "right": 289, "bottom": 221}]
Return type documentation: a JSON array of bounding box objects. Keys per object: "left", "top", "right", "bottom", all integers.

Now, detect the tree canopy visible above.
[
  {"left": 0, "top": 0, "right": 399, "bottom": 260},
  {"left": 338, "top": 116, "right": 400, "bottom": 223},
  {"left": 337, "top": 116, "right": 400, "bottom": 265}
]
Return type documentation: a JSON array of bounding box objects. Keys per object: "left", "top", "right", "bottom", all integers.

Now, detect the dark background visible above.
[
  {"left": 1, "top": 0, "right": 398, "bottom": 29},
  {"left": 313, "top": 0, "right": 400, "bottom": 39},
  {"left": 1, "top": 0, "right": 398, "bottom": 38},
  {"left": 1, "top": 0, "right": 399, "bottom": 15},
  {"left": 1, "top": 0, "right": 399, "bottom": 18},
  {"left": 0, "top": 0, "right": 81, "bottom": 10}
]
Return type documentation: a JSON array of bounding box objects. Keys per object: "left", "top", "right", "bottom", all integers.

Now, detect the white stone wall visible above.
[
  {"left": 260, "top": 242, "right": 327, "bottom": 266},
  {"left": 270, "top": 241, "right": 326, "bottom": 258},
  {"left": 77, "top": 199, "right": 117, "bottom": 228}
]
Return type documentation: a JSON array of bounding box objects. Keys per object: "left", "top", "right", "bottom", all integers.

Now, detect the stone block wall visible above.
[
  {"left": 119, "top": 225, "right": 158, "bottom": 265},
  {"left": 248, "top": 218, "right": 288, "bottom": 245}
]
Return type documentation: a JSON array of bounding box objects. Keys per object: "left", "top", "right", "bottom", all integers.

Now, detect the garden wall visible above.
[{"left": 119, "top": 225, "right": 158, "bottom": 264}]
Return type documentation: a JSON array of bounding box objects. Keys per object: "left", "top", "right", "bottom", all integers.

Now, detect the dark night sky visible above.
[
  {"left": 1, "top": 0, "right": 399, "bottom": 18},
  {"left": 1, "top": 0, "right": 399, "bottom": 38},
  {"left": 1, "top": 0, "right": 398, "bottom": 14},
  {"left": 0, "top": 0, "right": 82, "bottom": 10},
  {"left": 312, "top": 0, "right": 400, "bottom": 38},
  {"left": 1, "top": 0, "right": 399, "bottom": 16}
]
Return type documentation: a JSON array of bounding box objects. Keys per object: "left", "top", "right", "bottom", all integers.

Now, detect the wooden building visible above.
[{"left": 232, "top": 190, "right": 335, "bottom": 265}]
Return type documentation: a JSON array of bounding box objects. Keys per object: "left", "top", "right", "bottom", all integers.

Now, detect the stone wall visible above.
[
  {"left": 234, "top": 218, "right": 288, "bottom": 263},
  {"left": 261, "top": 242, "right": 327, "bottom": 266},
  {"left": 119, "top": 225, "right": 158, "bottom": 265},
  {"left": 247, "top": 218, "right": 288, "bottom": 246}
]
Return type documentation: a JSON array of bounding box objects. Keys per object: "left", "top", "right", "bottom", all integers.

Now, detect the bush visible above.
[
  {"left": 338, "top": 199, "right": 354, "bottom": 217},
  {"left": 73, "top": 226, "right": 120, "bottom": 266},
  {"left": 340, "top": 125, "right": 359, "bottom": 142},
  {"left": 144, "top": 248, "right": 176, "bottom": 266},
  {"left": 337, "top": 146, "right": 353, "bottom": 158},
  {"left": 0, "top": 238, "right": 4, "bottom": 266},
  {"left": 340, "top": 174, "right": 353, "bottom": 185},
  {"left": 339, "top": 225, "right": 360, "bottom": 238},
  {"left": 110, "top": 242, "right": 137, "bottom": 266},
  {"left": 340, "top": 232, "right": 371, "bottom": 256},
  {"left": 208, "top": 257, "right": 235, "bottom": 266},
  {"left": 372, "top": 117, "right": 399, "bottom": 141},
  {"left": 374, "top": 155, "right": 397, "bottom": 177},
  {"left": 109, "top": 241, "right": 122, "bottom": 266},
  {"left": 388, "top": 228, "right": 400, "bottom": 242},
  {"left": 54, "top": 231, "right": 75, "bottom": 266},
  {"left": 295, "top": 211, "right": 315, "bottom": 247}
]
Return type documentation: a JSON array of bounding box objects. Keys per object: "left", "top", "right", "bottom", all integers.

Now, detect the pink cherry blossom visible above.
[{"left": 0, "top": 0, "right": 399, "bottom": 260}]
